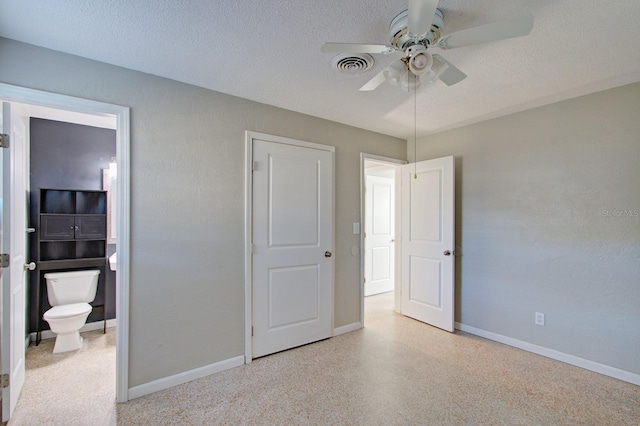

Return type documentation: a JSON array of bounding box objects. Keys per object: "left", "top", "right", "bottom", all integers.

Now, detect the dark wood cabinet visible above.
[
  {"left": 75, "top": 216, "right": 107, "bottom": 239},
  {"left": 41, "top": 215, "right": 106, "bottom": 240},
  {"left": 40, "top": 215, "right": 76, "bottom": 240},
  {"left": 35, "top": 188, "right": 109, "bottom": 344}
]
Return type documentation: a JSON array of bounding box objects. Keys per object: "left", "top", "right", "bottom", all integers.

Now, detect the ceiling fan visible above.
[{"left": 321, "top": 0, "right": 534, "bottom": 91}]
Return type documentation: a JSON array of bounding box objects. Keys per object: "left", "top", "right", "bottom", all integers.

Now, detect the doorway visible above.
[
  {"left": 0, "top": 83, "right": 130, "bottom": 423},
  {"left": 28, "top": 110, "right": 117, "bottom": 347},
  {"left": 364, "top": 164, "right": 395, "bottom": 297},
  {"left": 360, "top": 154, "right": 405, "bottom": 325},
  {"left": 360, "top": 153, "right": 456, "bottom": 331}
]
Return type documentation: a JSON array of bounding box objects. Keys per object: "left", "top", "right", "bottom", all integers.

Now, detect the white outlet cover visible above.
[{"left": 535, "top": 312, "right": 545, "bottom": 326}]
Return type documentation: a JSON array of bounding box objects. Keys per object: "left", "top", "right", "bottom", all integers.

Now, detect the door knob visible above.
[
  {"left": 325, "top": 251, "right": 332, "bottom": 258},
  {"left": 24, "top": 262, "right": 36, "bottom": 271},
  {"left": 443, "top": 250, "right": 451, "bottom": 256}
]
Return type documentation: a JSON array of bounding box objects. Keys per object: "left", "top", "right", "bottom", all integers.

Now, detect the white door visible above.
[
  {"left": 364, "top": 174, "right": 395, "bottom": 296},
  {"left": 401, "top": 156, "right": 455, "bottom": 332},
  {"left": 251, "top": 138, "right": 334, "bottom": 358},
  {"left": 1, "top": 102, "right": 27, "bottom": 422}
]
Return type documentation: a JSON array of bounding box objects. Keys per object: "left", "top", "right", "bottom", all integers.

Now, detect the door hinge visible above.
[
  {"left": 0, "top": 373, "right": 9, "bottom": 388},
  {"left": 0, "top": 254, "right": 9, "bottom": 268},
  {"left": 252, "top": 161, "right": 257, "bottom": 172},
  {"left": 0, "top": 134, "right": 8, "bottom": 148},
  {"left": 251, "top": 326, "right": 254, "bottom": 337}
]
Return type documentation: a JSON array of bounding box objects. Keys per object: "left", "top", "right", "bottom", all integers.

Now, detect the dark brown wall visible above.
[{"left": 29, "top": 118, "right": 116, "bottom": 332}]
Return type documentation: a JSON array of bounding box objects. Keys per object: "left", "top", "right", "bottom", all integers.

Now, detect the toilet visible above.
[{"left": 43, "top": 270, "right": 100, "bottom": 353}]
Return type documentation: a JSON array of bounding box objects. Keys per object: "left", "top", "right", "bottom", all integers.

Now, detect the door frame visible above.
[
  {"left": 244, "top": 131, "right": 335, "bottom": 363},
  {"left": 0, "top": 83, "right": 131, "bottom": 403},
  {"left": 359, "top": 153, "right": 406, "bottom": 325}
]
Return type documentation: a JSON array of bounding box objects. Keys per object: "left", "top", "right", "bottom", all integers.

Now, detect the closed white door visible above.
[
  {"left": 251, "top": 138, "right": 333, "bottom": 358},
  {"left": 364, "top": 174, "right": 395, "bottom": 296},
  {"left": 401, "top": 156, "right": 455, "bottom": 332},
  {"left": 1, "top": 102, "right": 27, "bottom": 422}
]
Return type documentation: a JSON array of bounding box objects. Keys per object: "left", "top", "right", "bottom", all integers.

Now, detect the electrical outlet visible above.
[{"left": 535, "top": 312, "right": 545, "bottom": 326}]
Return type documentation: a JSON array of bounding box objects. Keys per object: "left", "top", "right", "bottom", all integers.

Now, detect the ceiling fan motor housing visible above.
[{"left": 389, "top": 8, "right": 444, "bottom": 50}]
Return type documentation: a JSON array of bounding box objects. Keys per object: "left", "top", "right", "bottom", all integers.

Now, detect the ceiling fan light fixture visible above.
[
  {"left": 409, "top": 51, "right": 433, "bottom": 75},
  {"left": 383, "top": 60, "right": 408, "bottom": 86},
  {"left": 400, "top": 73, "right": 421, "bottom": 92},
  {"left": 405, "top": 44, "right": 432, "bottom": 76},
  {"left": 424, "top": 59, "right": 449, "bottom": 84}
]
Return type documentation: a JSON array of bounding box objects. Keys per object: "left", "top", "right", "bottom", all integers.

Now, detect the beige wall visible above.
[
  {"left": 414, "top": 82, "right": 640, "bottom": 375},
  {"left": 0, "top": 38, "right": 406, "bottom": 387}
]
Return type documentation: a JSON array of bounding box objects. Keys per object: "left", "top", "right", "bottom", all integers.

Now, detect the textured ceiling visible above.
[{"left": 1, "top": 0, "right": 640, "bottom": 139}]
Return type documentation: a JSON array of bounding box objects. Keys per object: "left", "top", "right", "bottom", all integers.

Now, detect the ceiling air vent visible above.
[{"left": 331, "top": 53, "right": 374, "bottom": 74}]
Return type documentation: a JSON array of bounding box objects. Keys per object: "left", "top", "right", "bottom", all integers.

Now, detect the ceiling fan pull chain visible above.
[{"left": 414, "top": 72, "right": 418, "bottom": 179}]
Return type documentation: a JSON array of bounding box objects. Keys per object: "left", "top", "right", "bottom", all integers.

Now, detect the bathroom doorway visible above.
[
  {"left": 29, "top": 113, "right": 117, "bottom": 345},
  {"left": 0, "top": 83, "right": 130, "bottom": 423}
]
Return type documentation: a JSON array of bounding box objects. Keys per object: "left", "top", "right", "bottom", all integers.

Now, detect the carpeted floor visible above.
[{"left": 8, "top": 292, "right": 640, "bottom": 425}]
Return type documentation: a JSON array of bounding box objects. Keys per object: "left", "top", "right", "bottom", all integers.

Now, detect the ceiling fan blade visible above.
[
  {"left": 408, "top": 0, "right": 439, "bottom": 37},
  {"left": 438, "top": 13, "right": 534, "bottom": 50},
  {"left": 321, "top": 42, "right": 394, "bottom": 54},
  {"left": 432, "top": 54, "right": 467, "bottom": 86},
  {"left": 359, "top": 69, "right": 387, "bottom": 91}
]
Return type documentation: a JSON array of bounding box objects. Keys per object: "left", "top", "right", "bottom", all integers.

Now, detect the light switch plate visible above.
[{"left": 353, "top": 222, "right": 360, "bottom": 235}]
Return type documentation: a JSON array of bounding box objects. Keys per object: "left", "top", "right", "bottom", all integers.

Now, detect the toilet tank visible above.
[{"left": 44, "top": 270, "right": 100, "bottom": 306}]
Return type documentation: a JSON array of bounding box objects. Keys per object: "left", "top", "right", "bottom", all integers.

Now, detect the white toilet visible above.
[{"left": 43, "top": 270, "right": 100, "bottom": 353}]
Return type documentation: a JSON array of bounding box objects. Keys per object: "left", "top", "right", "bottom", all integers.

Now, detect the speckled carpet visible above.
[
  {"left": 8, "top": 292, "right": 640, "bottom": 425},
  {"left": 9, "top": 327, "right": 117, "bottom": 425}
]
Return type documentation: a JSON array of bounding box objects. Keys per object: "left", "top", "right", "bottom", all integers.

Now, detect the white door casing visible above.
[
  {"left": 401, "top": 156, "right": 455, "bottom": 332},
  {"left": 250, "top": 135, "right": 334, "bottom": 359},
  {"left": 0, "top": 83, "right": 130, "bottom": 403},
  {"left": 1, "top": 102, "right": 27, "bottom": 421},
  {"left": 364, "top": 174, "right": 395, "bottom": 296}
]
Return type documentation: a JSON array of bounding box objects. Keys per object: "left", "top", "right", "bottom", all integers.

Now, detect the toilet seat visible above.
[{"left": 43, "top": 302, "right": 92, "bottom": 320}]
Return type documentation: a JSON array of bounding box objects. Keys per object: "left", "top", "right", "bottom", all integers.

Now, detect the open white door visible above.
[
  {"left": 401, "top": 156, "right": 455, "bottom": 332},
  {"left": 251, "top": 137, "right": 334, "bottom": 359},
  {"left": 364, "top": 174, "right": 395, "bottom": 296},
  {"left": 1, "top": 102, "right": 27, "bottom": 422}
]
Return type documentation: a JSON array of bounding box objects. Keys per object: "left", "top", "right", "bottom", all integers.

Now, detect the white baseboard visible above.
[
  {"left": 455, "top": 322, "right": 640, "bottom": 386},
  {"left": 128, "top": 355, "right": 245, "bottom": 400},
  {"left": 333, "top": 321, "right": 362, "bottom": 336},
  {"left": 31, "top": 319, "right": 117, "bottom": 342}
]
